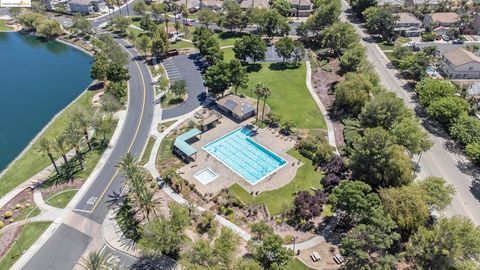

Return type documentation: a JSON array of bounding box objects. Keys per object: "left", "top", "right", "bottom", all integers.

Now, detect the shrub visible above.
[
  {"left": 322, "top": 173, "right": 341, "bottom": 193},
  {"left": 466, "top": 143, "right": 480, "bottom": 163},
  {"left": 4, "top": 211, "right": 13, "bottom": 219},
  {"left": 449, "top": 114, "right": 480, "bottom": 145},
  {"left": 324, "top": 155, "right": 346, "bottom": 175},
  {"left": 421, "top": 32, "right": 436, "bottom": 42},
  {"left": 0, "top": 221, "right": 4, "bottom": 229}
]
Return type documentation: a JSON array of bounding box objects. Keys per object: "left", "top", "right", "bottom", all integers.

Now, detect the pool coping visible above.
[{"left": 201, "top": 126, "right": 288, "bottom": 186}]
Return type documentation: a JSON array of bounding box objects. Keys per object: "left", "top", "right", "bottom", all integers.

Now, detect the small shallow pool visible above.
[
  {"left": 202, "top": 127, "right": 287, "bottom": 185},
  {"left": 194, "top": 168, "right": 219, "bottom": 185}
]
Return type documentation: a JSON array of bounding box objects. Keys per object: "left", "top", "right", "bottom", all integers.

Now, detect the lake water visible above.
[{"left": 0, "top": 32, "right": 92, "bottom": 172}]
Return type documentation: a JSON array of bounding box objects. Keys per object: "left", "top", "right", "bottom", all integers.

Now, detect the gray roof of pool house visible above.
[{"left": 174, "top": 128, "right": 202, "bottom": 156}]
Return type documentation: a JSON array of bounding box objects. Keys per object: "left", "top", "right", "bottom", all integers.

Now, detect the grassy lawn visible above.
[
  {"left": 169, "top": 40, "right": 194, "bottom": 49},
  {"left": 377, "top": 41, "right": 395, "bottom": 51},
  {"left": 156, "top": 131, "right": 176, "bottom": 166},
  {"left": 14, "top": 204, "right": 41, "bottom": 222},
  {"left": 0, "top": 20, "right": 13, "bottom": 31},
  {"left": 45, "top": 189, "right": 78, "bottom": 208},
  {"left": 160, "top": 92, "right": 186, "bottom": 109},
  {"left": 384, "top": 51, "right": 394, "bottom": 61},
  {"left": 377, "top": 37, "right": 411, "bottom": 51},
  {"left": 140, "top": 136, "right": 155, "bottom": 165},
  {"left": 238, "top": 62, "right": 325, "bottom": 129},
  {"left": 0, "top": 90, "right": 98, "bottom": 197},
  {"left": 213, "top": 31, "right": 246, "bottom": 47},
  {"left": 286, "top": 258, "right": 315, "bottom": 270},
  {"left": 0, "top": 221, "right": 52, "bottom": 270},
  {"left": 223, "top": 47, "right": 235, "bottom": 62},
  {"left": 229, "top": 150, "right": 323, "bottom": 216}
]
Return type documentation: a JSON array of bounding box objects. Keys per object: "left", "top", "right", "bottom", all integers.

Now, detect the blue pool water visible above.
[{"left": 203, "top": 128, "right": 287, "bottom": 185}]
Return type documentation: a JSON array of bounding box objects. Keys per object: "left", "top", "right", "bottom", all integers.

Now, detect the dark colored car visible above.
[{"left": 452, "top": 39, "right": 464, "bottom": 44}]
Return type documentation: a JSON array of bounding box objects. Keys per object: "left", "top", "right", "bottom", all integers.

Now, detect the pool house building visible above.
[{"left": 173, "top": 128, "right": 202, "bottom": 161}]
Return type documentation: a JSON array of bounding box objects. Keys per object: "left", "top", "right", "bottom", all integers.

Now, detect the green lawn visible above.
[
  {"left": 0, "top": 90, "right": 98, "bottom": 197},
  {"left": 169, "top": 40, "right": 194, "bottom": 49},
  {"left": 156, "top": 131, "right": 176, "bottom": 166},
  {"left": 222, "top": 47, "right": 235, "bottom": 62},
  {"left": 384, "top": 51, "right": 394, "bottom": 61},
  {"left": 238, "top": 62, "right": 325, "bottom": 129},
  {"left": 14, "top": 204, "right": 41, "bottom": 222},
  {"left": 229, "top": 150, "right": 323, "bottom": 215},
  {"left": 0, "top": 221, "right": 52, "bottom": 270},
  {"left": 140, "top": 136, "right": 155, "bottom": 165},
  {"left": 46, "top": 189, "right": 78, "bottom": 208},
  {"left": 286, "top": 258, "right": 315, "bottom": 270},
  {"left": 0, "top": 20, "right": 13, "bottom": 31},
  {"left": 377, "top": 41, "right": 395, "bottom": 51},
  {"left": 213, "top": 31, "right": 246, "bottom": 47}
]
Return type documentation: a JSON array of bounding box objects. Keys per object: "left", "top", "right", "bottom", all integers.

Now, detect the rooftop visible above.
[
  {"left": 174, "top": 128, "right": 202, "bottom": 156},
  {"left": 289, "top": 0, "right": 312, "bottom": 6},
  {"left": 427, "top": 12, "right": 460, "bottom": 23},
  {"left": 216, "top": 95, "right": 255, "bottom": 118},
  {"left": 443, "top": 47, "right": 480, "bottom": 67},
  {"left": 394, "top": 12, "right": 421, "bottom": 24},
  {"left": 240, "top": 0, "right": 269, "bottom": 9}
]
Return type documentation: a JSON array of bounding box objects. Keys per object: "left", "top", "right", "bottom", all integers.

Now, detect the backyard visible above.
[{"left": 239, "top": 62, "right": 326, "bottom": 129}]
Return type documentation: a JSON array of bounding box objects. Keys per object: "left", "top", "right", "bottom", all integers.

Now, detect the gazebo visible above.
[{"left": 173, "top": 128, "right": 202, "bottom": 161}]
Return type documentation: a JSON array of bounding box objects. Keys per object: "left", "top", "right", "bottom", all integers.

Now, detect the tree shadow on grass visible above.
[
  {"left": 130, "top": 255, "right": 177, "bottom": 270},
  {"left": 268, "top": 62, "right": 301, "bottom": 71},
  {"left": 246, "top": 63, "right": 263, "bottom": 73},
  {"left": 215, "top": 30, "right": 247, "bottom": 40}
]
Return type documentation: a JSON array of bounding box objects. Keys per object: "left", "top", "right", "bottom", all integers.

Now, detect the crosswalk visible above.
[{"left": 162, "top": 58, "right": 183, "bottom": 82}]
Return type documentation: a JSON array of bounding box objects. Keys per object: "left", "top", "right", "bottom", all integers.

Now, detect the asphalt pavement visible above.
[{"left": 21, "top": 37, "right": 154, "bottom": 269}]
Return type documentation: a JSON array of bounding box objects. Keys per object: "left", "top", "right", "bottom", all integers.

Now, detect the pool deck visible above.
[{"left": 177, "top": 114, "right": 299, "bottom": 195}]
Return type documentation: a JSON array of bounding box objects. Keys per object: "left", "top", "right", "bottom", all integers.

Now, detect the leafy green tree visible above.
[
  {"left": 427, "top": 96, "right": 469, "bottom": 126},
  {"left": 71, "top": 14, "right": 92, "bottom": 34},
  {"left": 292, "top": 41, "right": 305, "bottom": 64},
  {"left": 112, "top": 16, "right": 131, "bottom": 34},
  {"left": 192, "top": 27, "right": 223, "bottom": 65},
  {"left": 391, "top": 117, "right": 432, "bottom": 155},
  {"left": 106, "top": 63, "right": 130, "bottom": 82},
  {"left": 220, "top": 0, "right": 245, "bottom": 31},
  {"left": 79, "top": 250, "right": 113, "bottom": 270},
  {"left": 339, "top": 44, "right": 367, "bottom": 74},
  {"left": 213, "top": 228, "right": 239, "bottom": 268},
  {"left": 416, "top": 176, "right": 455, "bottom": 212},
  {"left": 37, "top": 19, "right": 63, "bottom": 39},
  {"left": 137, "top": 35, "right": 152, "bottom": 57},
  {"left": 398, "top": 52, "right": 431, "bottom": 81},
  {"left": 350, "top": 127, "right": 414, "bottom": 188},
  {"left": 95, "top": 34, "right": 128, "bottom": 66},
  {"left": 197, "top": 8, "right": 217, "bottom": 29},
  {"left": 170, "top": 80, "right": 187, "bottom": 97},
  {"left": 305, "top": 0, "right": 340, "bottom": 37},
  {"left": 360, "top": 90, "right": 410, "bottom": 129},
  {"left": 330, "top": 180, "right": 383, "bottom": 226},
  {"left": 405, "top": 216, "right": 480, "bottom": 270},
  {"left": 249, "top": 221, "right": 274, "bottom": 240},
  {"left": 90, "top": 55, "right": 108, "bottom": 83},
  {"left": 140, "top": 14, "right": 155, "bottom": 32},
  {"left": 335, "top": 72, "right": 375, "bottom": 115},
  {"left": 450, "top": 114, "right": 480, "bottom": 145},
  {"left": 295, "top": 21, "right": 309, "bottom": 37},
  {"left": 37, "top": 137, "right": 59, "bottom": 174},
  {"left": 349, "top": 0, "right": 376, "bottom": 16},
  {"left": 415, "top": 78, "right": 457, "bottom": 107},
  {"left": 106, "top": 81, "right": 127, "bottom": 101},
  {"left": 235, "top": 259, "right": 263, "bottom": 270},
  {"left": 139, "top": 203, "right": 190, "bottom": 257},
  {"left": 259, "top": 9, "right": 290, "bottom": 39},
  {"left": 380, "top": 185, "right": 429, "bottom": 234},
  {"left": 151, "top": 2, "right": 167, "bottom": 22},
  {"left": 197, "top": 211, "right": 217, "bottom": 235},
  {"left": 151, "top": 37, "right": 168, "bottom": 59},
  {"left": 391, "top": 45, "right": 413, "bottom": 67},
  {"left": 204, "top": 62, "right": 231, "bottom": 96},
  {"left": 363, "top": 6, "right": 398, "bottom": 40},
  {"left": 466, "top": 143, "right": 480, "bottom": 163},
  {"left": 249, "top": 233, "right": 293, "bottom": 269},
  {"left": 322, "top": 22, "right": 359, "bottom": 56},
  {"left": 271, "top": 0, "right": 291, "bottom": 17},
  {"left": 133, "top": 0, "right": 148, "bottom": 15},
  {"left": 233, "top": 34, "right": 267, "bottom": 63},
  {"left": 228, "top": 59, "right": 248, "bottom": 95},
  {"left": 185, "top": 239, "right": 213, "bottom": 268},
  {"left": 16, "top": 12, "right": 46, "bottom": 31},
  {"left": 275, "top": 37, "right": 294, "bottom": 63}
]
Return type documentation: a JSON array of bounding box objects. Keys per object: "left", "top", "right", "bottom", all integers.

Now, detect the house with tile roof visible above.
[{"left": 441, "top": 48, "right": 480, "bottom": 79}]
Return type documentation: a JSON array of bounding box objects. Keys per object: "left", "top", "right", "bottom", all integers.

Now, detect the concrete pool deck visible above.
[{"left": 177, "top": 114, "right": 299, "bottom": 195}]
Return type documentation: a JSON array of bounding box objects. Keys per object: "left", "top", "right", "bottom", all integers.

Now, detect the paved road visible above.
[
  {"left": 161, "top": 53, "right": 207, "bottom": 120},
  {"left": 412, "top": 41, "right": 480, "bottom": 53},
  {"left": 21, "top": 37, "right": 154, "bottom": 269},
  {"left": 340, "top": 1, "right": 480, "bottom": 224}
]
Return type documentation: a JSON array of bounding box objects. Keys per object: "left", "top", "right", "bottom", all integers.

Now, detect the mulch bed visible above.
[
  {"left": 1, "top": 188, "right": 34, "bottom": 225},
  {"left": 311, "top": 59, "right": 345, "bottom": 146},
  {"left": 0, "top": 225, "right": 21, "bottom": 258},
  {"left": 40, "top": 180, "right": 83, "bottom": 201}
]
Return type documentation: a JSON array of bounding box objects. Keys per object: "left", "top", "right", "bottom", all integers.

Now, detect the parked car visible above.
[
  {"left": 442, "top": 35, "right": 450, "bottom": 41},
  {"left": 452, "top": 39, "right": 464, "bottom": 44}
]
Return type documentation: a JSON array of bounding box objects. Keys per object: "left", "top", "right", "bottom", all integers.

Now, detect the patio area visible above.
[{"left": 177, "top": 109, "right": 300, "bottom": 195}]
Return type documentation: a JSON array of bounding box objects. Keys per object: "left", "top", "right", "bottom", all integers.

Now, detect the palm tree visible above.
[
  {"left": 124, "top": 0, "right": 130, "bottom": 16},
  {"left": 117, "top": 152, "right": 138, "bottom": 180},
  {"left": 76, "top": 112, "right": 93, "bottom": 150},
  {"left": 254, "top": 83, "right": 265, "bottom": 122},
  {"left": 65, "top": 122, "right": 85, "bottom": 170},
  {"left": 105, "top": 0, "right": 114, "bottom": 23},
  {"left": 54, "top": 135, "right": 69, "bottom": 167},
  {"left": 133, "top": 180, "right": 159, "bottom": 221},
  {"left": 37, "top": 137, "right": 60, "bottom": 174},
  {"left": 79, "top": 250, "right": 111, "bottom": 270},
  {"left": 261, "top": 86, "right": 271, "bottom": 122}
]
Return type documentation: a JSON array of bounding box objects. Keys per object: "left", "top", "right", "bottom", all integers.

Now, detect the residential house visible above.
[
  {"left": 394, "top": 12, "right": 423, "bottom": 36},
  {"left": 186, "top": 0, "right": 201, "bottom": 12},
  {"left": 405, "top": 0, "right": 439, "bottom": 9},
  {"left": 202, "top": 0, "right": 223, "bottom": 11},
  {"left": 441, "top": 48, "right": 480, "bottom": 79},
  {"left": 423, "top": 12, "right": 460, "bottom": 30},
  {"left": 240, "top": 0, "right": 269, "bottom": 9},
  {"left": 377, "top": 0, "right": 406, "bottom": 11},
  {"left": 68, "top": 0, "right": 104, "bottom": 14},
  {"left": 288, "top": 0, "right": 313, "bottom": 17},
  {"left": 465, "top": 14, "right": 480, "bottom": 35}
]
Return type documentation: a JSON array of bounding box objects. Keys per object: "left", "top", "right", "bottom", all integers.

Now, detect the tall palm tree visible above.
[
  {"left": 116, "top": 152, "right": 138, "bottom": 180},
  {"left": 54, "top": 135, "right": 69, "bottom": 167},
  {"left": 65, "top": 122, "right": 85, "bottom": 170},
  {"left": 254, "top": 83, "right": 265, "bottom": 122},
  {"left": 261, "top": 86, "right": 271, "bottom": 122},
  {"left": 37, "top": 137, "right": 60, "bottom": 174},
  {"left": 76, "top": 113, "right": 93, "bottom": 150},
  {"left": 79, "top": 250, "right": 111, "bottom": 270},
  {"left": 124, "top": 0, "right": 130, "bottom": 16},
  {"left": 105, "top": 0, "right": 114, "bottom": 23},
  {"left": 135, "top": 187, "right": 159, "bottom": 221}
]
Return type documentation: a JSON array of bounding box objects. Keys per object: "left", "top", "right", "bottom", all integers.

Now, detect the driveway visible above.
[{"left": 161, "top": 53, "right": 207, "bottom": 120}]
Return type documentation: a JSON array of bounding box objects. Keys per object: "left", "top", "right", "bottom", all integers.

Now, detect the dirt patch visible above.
[
  {"left": 91, "top": 90, "right": 105, "bottom": 108},
  {"left": 1, "top": 188, "right": 35, "bottom": 225},
  {"left": 0, "top": 225, "right": 21, "bottom": 258},
  {"left": 40, "top": 180, "right": 83, "bottom": 200},
  {"left": 311, "top": 59, "right": 345, "bottom": 146},
  {"left": 297, "top": 242, "right": 341, "bottom": 270}
]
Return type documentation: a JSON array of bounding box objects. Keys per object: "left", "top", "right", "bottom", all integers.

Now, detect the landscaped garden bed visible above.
[{"left": 0, "top": 188, "right": 40, "bottom": 227}]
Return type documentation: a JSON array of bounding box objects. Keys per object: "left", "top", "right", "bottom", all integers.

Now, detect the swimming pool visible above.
[{"left": 202, "top": 127, "right": 287, "bottom": 185}]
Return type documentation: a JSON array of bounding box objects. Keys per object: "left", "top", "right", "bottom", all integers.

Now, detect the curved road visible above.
[{"left": 20, "top": 37, "right": 154, "bottom": 269}]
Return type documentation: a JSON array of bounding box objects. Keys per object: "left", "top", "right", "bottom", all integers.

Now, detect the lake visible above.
[{"left": 0, "top": 32, "right": 92, "bottom": 172}]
